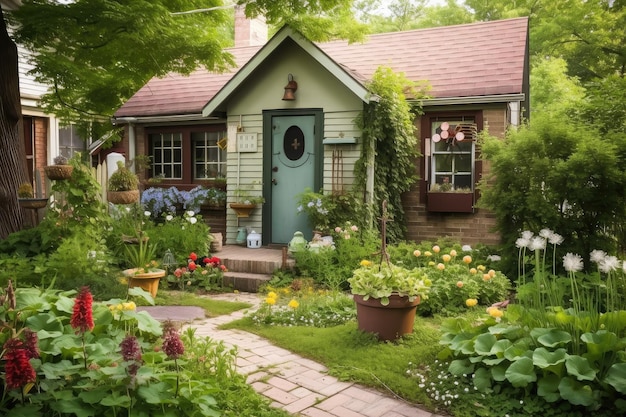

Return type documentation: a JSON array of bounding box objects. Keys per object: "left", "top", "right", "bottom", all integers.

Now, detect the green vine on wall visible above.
[{"left": 355, "top": 66, "right": 427, "bottom": 241}]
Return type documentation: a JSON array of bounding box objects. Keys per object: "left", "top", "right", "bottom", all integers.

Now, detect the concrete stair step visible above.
[{"left": 223, "top": 271, "right": 272, "bottom": 293}]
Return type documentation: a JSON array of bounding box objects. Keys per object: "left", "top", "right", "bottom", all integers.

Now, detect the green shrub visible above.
[{"left": 0, "top": 286, "right": 285, "bottom": 416}]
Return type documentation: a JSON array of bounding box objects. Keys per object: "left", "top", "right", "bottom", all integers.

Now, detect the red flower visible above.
[
  {"left": 203, "top": 257, "right": 210, "bottom": 265},
  {"left": 162, "top": 321, "right": 184, "bottom": 359},
  {"left": 188, "top": 261, "right": 197, "bottom": 271},
  {"left": 71, "top": 286, "right": 94, "bottom": 333},
  {"left": 120, "top": 335, "right": 142, "bottom": 362},
  {"left": 22, "top": 328, "right": 39, "bottom": 359},
  {"left": 3, "top": 338, "right": 36, "bottom": 390},
  {"left": 189, "top": 252, "right": 198, "bottom": 261},
  {"left": 220, "top": 265, "right": 227, "bottom": 271}
]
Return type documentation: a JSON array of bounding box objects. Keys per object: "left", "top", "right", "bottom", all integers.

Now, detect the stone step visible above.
[{"left": 223, "top": 271, "right": 273, "bottom": 293}]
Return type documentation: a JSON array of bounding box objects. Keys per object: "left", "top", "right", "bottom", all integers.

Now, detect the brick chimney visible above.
[{"left": 234, "top": 5, "right": 267, "bottom": 47}]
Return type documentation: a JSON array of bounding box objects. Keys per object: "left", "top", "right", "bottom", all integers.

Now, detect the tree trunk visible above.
[{"left": 0, "top": 8, "right": 29, "bottom": 238}]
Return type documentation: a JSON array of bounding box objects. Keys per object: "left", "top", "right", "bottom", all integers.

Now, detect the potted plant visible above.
[
  {"left": 427, "top": 180, "right": 474, "bottom": 213},
  {"left": 348, "top": 260, "right": 430, "bottom": 341},
  {"left": 229, "top": 187, "right": 264, "bottom": 218},
  {"left": 44, "top": 155, "right": 73, "bottom": 180},
  {"left": 17, "top": 182, "right": 48, "bottom": 209},
  {"left": 121, "top": 232, "right": 165, "bottom": 297},
  {"left": 108, "top": 160, "right": 140, "bottom": 204}
]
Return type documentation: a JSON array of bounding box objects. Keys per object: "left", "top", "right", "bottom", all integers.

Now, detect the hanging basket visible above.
[
  {"left": 229, "top": 203, "right": 256, "bottom": 218},
  {"left": 44, "top": 165, "right": 73, "bottom": 180},
  {"left": 18, "top": 198, "right": 49, "bottom": 209},
  {"left": 107, "top": 190, "right": 140, "bottom": 205}
]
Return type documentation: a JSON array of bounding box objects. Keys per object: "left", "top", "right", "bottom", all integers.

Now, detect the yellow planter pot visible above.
[{"left": 123, "top": 268, "right": 166, "bottom": 297}]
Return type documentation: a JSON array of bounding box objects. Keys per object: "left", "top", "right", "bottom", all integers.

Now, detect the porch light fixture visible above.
[{"left": 282, "top": 74, "right": 298, "bottom": 101}]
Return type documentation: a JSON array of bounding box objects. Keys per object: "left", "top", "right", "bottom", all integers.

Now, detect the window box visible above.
[{"left": 427, "top": 192, "right": 473, "bottom": 213}]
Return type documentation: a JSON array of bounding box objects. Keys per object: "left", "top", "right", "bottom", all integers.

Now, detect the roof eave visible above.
[
  {"left": 111, "top": 113, "right": 222, "bottom": 125},
  {"left": 202, "top": 26, "right": 370, "bottom": 117},
  {"left": 414, "top": 93, "right": 525, "bottom": 107}
]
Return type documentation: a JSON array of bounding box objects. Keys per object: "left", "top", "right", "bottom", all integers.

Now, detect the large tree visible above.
[
  {"left": 0, "top": 0, "right": 362, "bottom": 237},
  {"left": 0, "top": 7, "right": 29, "bottom": 239}
]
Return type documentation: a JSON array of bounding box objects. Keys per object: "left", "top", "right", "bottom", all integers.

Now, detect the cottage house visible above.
[{"left": 113, "top": 12, "right": 529, "bottom": 247}]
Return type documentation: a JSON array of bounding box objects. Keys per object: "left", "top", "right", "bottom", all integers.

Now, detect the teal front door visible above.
[{"left": 269, "top": 114, "right": 317, "bottom": 244}]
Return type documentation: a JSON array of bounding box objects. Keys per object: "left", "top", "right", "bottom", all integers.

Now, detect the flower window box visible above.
[{"left": 427, "top": 192, "right": 474, "bottom": 213}]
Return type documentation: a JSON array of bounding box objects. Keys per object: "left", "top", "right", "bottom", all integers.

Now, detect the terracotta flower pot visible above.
[
  {"left": 353, "top": 294, "right": 420, "bottom": 341},
  {"left": 123, "top": 268, "right": 166, "bottom": 297}
]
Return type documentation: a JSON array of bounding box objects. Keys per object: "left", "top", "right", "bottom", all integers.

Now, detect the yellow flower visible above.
[
  {"left": 442, "top": 254, "right": 451, "bottom": 262},
  {"left": 469, "top": 267, "right": 477, "bottom": 274},
  {"left": 360, "top": 259, "right": 372, "bottom": 267},
  {"left": 483, "top": 274, "right": 492, "bottom": 281},
  {"left": 122, "top": 302, "right": 136, "bottom": 311},
  {"left": 288, "top": 299, "right": 299, "bottom": 309},
  {"left": 424, "top": 251, "right": 432, "bottom": 257},
  {"left": 488, "top": 269, "right": 496, "bottom": 278},
  {"left": 437, "top": 263, "right": 445, "bottom": 270},
  {"left": 428, "top": 261, "right": 435, "bottom": 266},
  {"left": 432, "top": 245, "right": 441, "bottom": 253},
  {"left": 466, "top": 298, "right": 478, "bottom": 307},
  {"left": 267, "top": 291, "right": 278, "bottom": 299},
  {"left": 487, "top": 306, "right": 503, "bottom": 318},
  {"left": 456, "top": 281, "right": 464, "bottom": 288},
  {"left": 413, "top": 250, "right": 421, "bottom": 257},
  {"left": 463, "top": 255, "right": 472, "bottom": 264},
  {"left": 116, "top": 304, "right": 124, "bottom": 311},
  {"left": 449, "top": 249, "right": 457, "bottom": 257},
  {"left": 477, "top": 265, "right": 486, "bottom": 271},
  {"left": 265, "top": 297, "right": 276, "bottom": 305}
]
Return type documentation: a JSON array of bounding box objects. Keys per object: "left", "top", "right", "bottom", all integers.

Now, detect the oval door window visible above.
[{"left": 283, "top": 125, "right": 305, "bottom": 161}]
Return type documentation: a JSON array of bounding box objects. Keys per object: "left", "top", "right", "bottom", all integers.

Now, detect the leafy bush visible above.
[
  {"left": 251, "top": 280, "right": 356, "bottom": 327},
  {"left": 0, "top": 285, "right": 286, "bottom": 416},
  {"left": 296, "top": 189, "right": 366, "bottom": 235},
  {"left": 437, "top": 230, "right": 626, "bottom": 412},
  {"left": 292, "top": 223, "right": 379, "bottom": 290}
]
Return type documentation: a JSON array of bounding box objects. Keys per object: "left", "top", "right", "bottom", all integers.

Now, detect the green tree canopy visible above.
[{"left": 7, "top": 0, "right": 364, "bottom": 137}]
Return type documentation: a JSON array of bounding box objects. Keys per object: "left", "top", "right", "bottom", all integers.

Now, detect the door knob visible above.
[
  {"left": 272, "top": 166, "right": 278, "bottom": 172},
  {"left": 272, "top": 178, "right": 277, "bottom": 185}
]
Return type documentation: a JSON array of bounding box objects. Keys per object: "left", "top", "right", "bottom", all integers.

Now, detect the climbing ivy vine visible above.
[{"left": 355, "top": 66, "right": 426, "bottom": 241}]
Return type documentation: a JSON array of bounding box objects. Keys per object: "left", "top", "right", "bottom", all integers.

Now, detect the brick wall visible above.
[{"left": 33, "top": 117, "right": 48, "bottom": 195}]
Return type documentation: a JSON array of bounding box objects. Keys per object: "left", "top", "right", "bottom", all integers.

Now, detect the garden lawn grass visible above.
[
  {"left": 155, "top": 290, "right": 252, "bottom": 317},
  {"left": 222, "top": 315, "right": 443, "bottom": 406}
]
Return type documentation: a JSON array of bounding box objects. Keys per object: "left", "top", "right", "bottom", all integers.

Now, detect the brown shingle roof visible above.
[{"left": 115, "top": 17, "right": 528, "bottom": 118}]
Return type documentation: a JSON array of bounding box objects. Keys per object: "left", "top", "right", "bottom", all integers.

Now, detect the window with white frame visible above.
[
  {"left": 429, "top": 117, "right": 477, "bottom": 192},
  {"left": 150, "top": 132, "right": 183, "bottom": 179},
  {"left": 192, "top": 131, "right": 227, "bottom": 179},
  {"left": 58, "top": 124, "right": 86, "bottom": 158}
]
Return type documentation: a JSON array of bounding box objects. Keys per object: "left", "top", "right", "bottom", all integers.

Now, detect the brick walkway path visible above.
[{"left": 171, "top": 292, "right": 448, "bottom": 417}]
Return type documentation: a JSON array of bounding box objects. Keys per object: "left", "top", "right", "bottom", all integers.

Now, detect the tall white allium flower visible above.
[
  {"left": 462, "top": 245, "right": 472, "bottom": 252},
  {"left": 599, "top": 256, "right": 620, "bottom": 274},
  {"left": 590, "top": 250, "right": 607, "bottom": 264},
  {"left": 521, "top": 230, "right": 533, "bottom": 240},
  {"left": 187, "top": 217, "right": 198, "bottom": 224},
  {"left": 539, "top": 228, "right": 553, "bottom": 239},
  {"left": 144, "top": 211, "right": 151, "bottom": 217},
  {"left": 515, "top": 237, "right": 530, "bottom": 249},
  {"left": 529, "top": 236, "right": 546, "bottom": 251},
  {"left": 563, "top": 253, "right": 584, "bottom": 272},
  {"left": 548, "top": 232, "right": 564, "bottom": 245}
]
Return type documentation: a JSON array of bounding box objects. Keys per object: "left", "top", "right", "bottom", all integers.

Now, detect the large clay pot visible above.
[
  {"left": 123, "top": 268, "right": 166, "bottom": 297},
  {"left": 353, "top": 294, "right": 420, "bottom": 341}
]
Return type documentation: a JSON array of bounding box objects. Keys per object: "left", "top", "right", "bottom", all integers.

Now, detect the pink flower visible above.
[
  {"left": 334, "top": 227, "right": 342, "bottom": 233},
  {"left": 350, "top": 225, "right": 358, "bottom": 232},
  {"left": 162, "top": 321, "right": 184, "bottom": 359},
  {"left": 174, "top": 268, "right": 183, "bottom": 278},
  {"left": 71, "top": 287, "right": 94, "bottom": 333}
]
